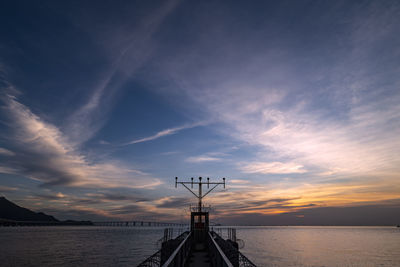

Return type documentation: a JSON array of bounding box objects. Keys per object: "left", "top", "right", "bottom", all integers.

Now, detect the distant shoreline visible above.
[
  {"left": 1, "top": 221, "right": 398, "bottom": 228},
  {"left": 0, "top": 218, "right": 93, "bottom": 226}
]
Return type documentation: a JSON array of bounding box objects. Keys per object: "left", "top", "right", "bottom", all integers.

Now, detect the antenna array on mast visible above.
[{"left": 175, "top": 177, "right": 225, "bottom": 212}]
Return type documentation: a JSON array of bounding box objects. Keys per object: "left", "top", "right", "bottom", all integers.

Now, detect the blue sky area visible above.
[{"left": 0, "top": 0, "right": 399, "bottom": 224}]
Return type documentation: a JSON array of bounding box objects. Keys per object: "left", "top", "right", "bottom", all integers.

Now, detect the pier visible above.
[{"left": 137, "top": 177, "right": 256, "bottom": 267}]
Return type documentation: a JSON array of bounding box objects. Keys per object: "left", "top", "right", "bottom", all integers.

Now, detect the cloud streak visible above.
[
  {"left": 241, "top": 161, "right": 307, "bottom": 174},
  {"left": 0, "top": 185, "right": 17, "bottom": 193},
  {"left": 1, "top": 1, "right": 400, "bottom": 223},
  {"left": 147, "top": 1, "right": 400, "bottom": 211},
  {"left": 64, "top": 0, "right": 181, "bottom": 146},
  {"left": 0, "top": 89, "right": 162, "bottom": 189},
  {"left": 0, "top": 1, "right": 182, "bottom": 190},
  {"left": 125, "top": 123, "right": 202, "bottom": 145},
  {"left": 186, "top": 156, "right": 222, "bottom": 163},
  {"left": 157, "top": 1, "right": 400, "bottom": 179},
  {"left": 0, "top": 147, "right": 15, "bottom": 156}
]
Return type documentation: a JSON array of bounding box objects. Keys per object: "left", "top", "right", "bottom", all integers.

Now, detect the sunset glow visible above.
[{"left": 1, "top": 0, "right": 399, "bottom": 225}]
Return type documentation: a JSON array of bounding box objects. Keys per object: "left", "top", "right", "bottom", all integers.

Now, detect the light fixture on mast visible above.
[{"left": 175, "top": 176, "right": 225, "bottom": 212}]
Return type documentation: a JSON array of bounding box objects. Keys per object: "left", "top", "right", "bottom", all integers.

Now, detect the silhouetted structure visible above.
[{"left": 138, "top": 177, "right": 256, "bottom": 267}]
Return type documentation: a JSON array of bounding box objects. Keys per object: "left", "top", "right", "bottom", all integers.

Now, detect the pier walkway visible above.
[
  {"left": 138, "top": 230, "right": 255, "bottom": 267},
  {"left": 137, "top": 177, "right": 257, "bottom": 267},
  {"left": 187, "top": 243, "right": 210, "bottom": 267}
]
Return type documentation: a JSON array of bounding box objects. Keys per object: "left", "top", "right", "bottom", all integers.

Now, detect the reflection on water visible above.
[
  {"left": 237, "top": 226, "right": 400, "bottom": 267},
  {"left": 0, "top": 226, "right": 165, "bottom": 266},
  {"left": 0, "top": 226, "right": 399, "bottom": 266}
]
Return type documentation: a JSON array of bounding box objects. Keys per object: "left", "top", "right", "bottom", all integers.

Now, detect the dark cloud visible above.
[
  {"left": 71, "top": 198, "right": 100, "bottom": 205},
  {"left": 0, "top": 185, "right": 17, "bottom": 193},
  {"left": 220, "top": 202, "right": 400, "bottom": 226},
  {"left": 34, "top": 193, "right": 64, "bottom": 200},
  {"left": 0, "top": 150, "right": 77, "bottom": 187},
  {"left": 0, "top": 90, "right": 161, "bottom": 189},
  {"left": 241, "top": 203, "right": 317, "bottom": 212},
  {"left": 100, "top": 192, "right": 150, "bottom": 202},
  {"left": 247, "top": 198, "right": 299, "bottom": 206},
  {"left": 1, "top": 0, "right": 399, "bottom": 226},
  {"left": 156, "top": 197, "right": 191, "bottom": 208},
  {"left": 31, "top": 190, "right": 151, "bottom": 207},
  {"left": 106, "top": 204, "right": 176, "bottom": 222},
  {"left": 212, "top": 200, "right": 315, "bottom": 214},
  {"left": 108, "top": 204, "right": 148, "bottom": 215}
]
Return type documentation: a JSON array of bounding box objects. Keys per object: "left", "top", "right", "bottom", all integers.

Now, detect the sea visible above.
[{"left": 0, "top": 226, "right": 399, "bottom": 266}]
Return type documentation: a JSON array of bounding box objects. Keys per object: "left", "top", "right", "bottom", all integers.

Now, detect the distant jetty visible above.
[{"left": 0, "top": 197, "right": 93, "bottom": 226}]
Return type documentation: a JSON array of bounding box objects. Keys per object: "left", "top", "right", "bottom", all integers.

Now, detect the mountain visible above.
[{"left": 0, "top": 196, "right": 58, "bottom": 222}]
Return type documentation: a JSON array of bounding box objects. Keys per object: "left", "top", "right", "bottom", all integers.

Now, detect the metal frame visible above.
[
  {"left": 175, "top": 177, "right": 225, "bottom": 212},
  {"left": 208, "top": 231, "right": 234, "bottom": 267},
  {"left": 161, "top": 231, "right": 192, "bottom": 267},
  {"left": 211, "top": 231, "right": 257, "bottom": 267},
  {"left": 137, "top": 250, "right": 161, "bottom": 267}
]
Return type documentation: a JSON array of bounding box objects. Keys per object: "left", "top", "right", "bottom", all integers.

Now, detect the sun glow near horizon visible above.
[{"left": 0, "top": 0, "right": 399, "bottom": 225}]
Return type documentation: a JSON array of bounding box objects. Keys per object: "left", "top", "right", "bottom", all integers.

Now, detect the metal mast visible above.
[{"left": 175, "top": 177, "right": 225, "bottom": 212}]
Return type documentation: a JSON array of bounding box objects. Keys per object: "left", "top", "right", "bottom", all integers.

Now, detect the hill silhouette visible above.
[{"left": 0, "top": 196, "right": 58, "bottom": 221}]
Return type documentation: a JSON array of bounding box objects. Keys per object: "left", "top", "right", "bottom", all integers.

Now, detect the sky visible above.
[{"left": 0, "top": 0, "right": 399, "bottom": 225}]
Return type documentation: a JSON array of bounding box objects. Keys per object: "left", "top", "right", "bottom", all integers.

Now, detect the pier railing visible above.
[
  {"left": 208, "top": 231, "right": 234, "bottom": 267},
  {"left": 161, "top": 231, "right": 192, "bottom": 267},
  {"left": 138, "top": 229, "right": 256, "bottom": 267},
  {"left": 211, "top": 231, "right": 257, "bottom": 267},
  {"left": 238, "top": 252, "right": 258, "bottom": 267},
  {"left": 137, "top": 250, "right": 161, "bottom": 267}
]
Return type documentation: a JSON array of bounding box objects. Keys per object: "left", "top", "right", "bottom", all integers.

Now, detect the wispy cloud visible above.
[
  {"left": 0, "top": 147, "right": 15, "bottom": 156},
  {"left": 155, "top": 196, "right": 191, "bottom": 209},
  {"left": 0, "top": 1, "right": 182, "bottom": 190},
  {"left": 230, "top": 179, "right": 250, "bottom": 184},
  {"left": 1, "top": 1, "right": 400, "bottom": 222},
  {"left": 186, "top": 156, "right": 222, "bottom": 163},
  {"left": 185, "top": 151, "right": 228, "bottom": 163},
  {"left": 0, "top": 89, "right": 162, "bottom": 189},
  {"left": 149, "top": 1, "right": 400, "bottom": 210},
  {"left": 0, "top": 185, "right": 17, "bottom": 192},
  {"left": 241, "top": 161, "right": 307, "bottom": 174},
  {"left": 64, "top": 0, "right": 181, "bottom": 146},
  {"left": 158, "top": 2, "right": 400, "bottom": 177},
  {"left": 125, "top": 123, "right": 202, "bottom": 145}
]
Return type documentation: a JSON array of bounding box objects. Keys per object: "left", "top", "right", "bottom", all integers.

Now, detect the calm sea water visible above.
[{"left": 0, "top": 226, "right": 399, "bottom": 266}]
